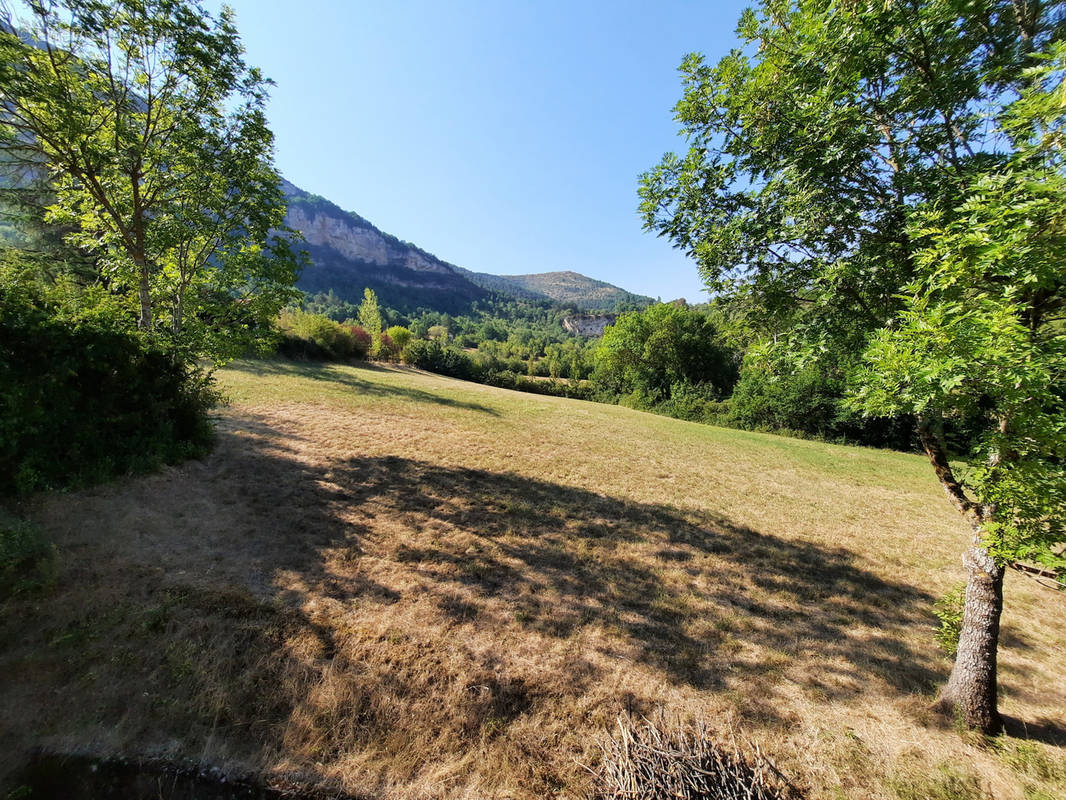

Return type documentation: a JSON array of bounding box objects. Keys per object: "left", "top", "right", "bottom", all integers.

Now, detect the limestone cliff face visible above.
[
  {"left": 563, "top": 314, "right": 617, "bottom": 338},
  {"left": 281, "top": 181, "right": 487, "bottom": 312},
  {"left": 287, "top": 205, "right": 391, "bottom": 266},
  {"left": 286, "top": 205, "right": 455, "bottom": 276}
]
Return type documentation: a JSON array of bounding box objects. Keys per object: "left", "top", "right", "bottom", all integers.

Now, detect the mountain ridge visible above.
[{"left": 282, "top": 180, "right": 652, "bottom": 314}]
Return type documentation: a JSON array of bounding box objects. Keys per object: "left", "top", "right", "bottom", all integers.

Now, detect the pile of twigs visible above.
[{"left": 585, "top": 714, "right": 803, "bottom": 800}]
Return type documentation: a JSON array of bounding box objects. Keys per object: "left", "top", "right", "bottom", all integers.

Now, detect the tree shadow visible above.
[
  {"left": 168, "top": 411, "right": 943, "bottom": 710},
  {"left": 230, "top": 359, "right": 500, "bottom": 416},
  {"left": 11, "top": 407, "right": 1024, "bottom": 794},
  {"left": 1002, "top": 715, "right": 1066, "bottom": 746},
  {"left": 279, "top": 449, "right": 941, "bottom": 700}
]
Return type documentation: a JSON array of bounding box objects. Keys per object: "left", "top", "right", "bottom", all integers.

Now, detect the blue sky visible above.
[{"left": 224, "top": 1, "right": 752, "bottom": 302}]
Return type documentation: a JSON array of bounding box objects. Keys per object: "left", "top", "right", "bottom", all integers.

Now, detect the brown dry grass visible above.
[{"left": 1, "top": 359, "right": 1064, "bottom": 799}]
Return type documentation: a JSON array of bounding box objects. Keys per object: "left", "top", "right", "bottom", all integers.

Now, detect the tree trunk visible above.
[
  {"left": 137, "top": 261, "right": 152, "bottom": 330},
  {"left": 937, "top": 542, "right": 1004, "bottom": 734},
  {"left": 172, "top": 288, "right": 184, "bottom": 336}
]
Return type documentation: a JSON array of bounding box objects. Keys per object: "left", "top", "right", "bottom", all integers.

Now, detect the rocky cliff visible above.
[
  {"left": 562, "top": 314, "right": 618, "bottom": 338},
  {"left": 282, "top": 180, "right": 652, "bottom": 315},
  {"left": 282, "top": 181, "right": 487, "bottom": 313}
]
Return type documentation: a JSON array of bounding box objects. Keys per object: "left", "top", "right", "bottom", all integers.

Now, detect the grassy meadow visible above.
[{"left": 2, "top": 359, "right": 1064, "bottom": 799}]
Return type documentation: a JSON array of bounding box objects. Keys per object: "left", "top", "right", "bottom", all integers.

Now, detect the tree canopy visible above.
[
  {"left": 594, "top": 302, "right": 737, "bottom": 405},
  {"left": 0, "top": 0, "right": 303, "bottom": 360},
  {"left": 641, "top": 0, "right": 1065, "bottom": 733}
]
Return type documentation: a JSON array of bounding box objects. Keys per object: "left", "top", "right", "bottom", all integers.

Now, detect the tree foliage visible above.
[
  {"left": 640, "top": 0, "right": 1065, "bottom": 733},
  {"left": 358, "top": 286, "right": 383, "bottom": 353},
  {"left": 0, "top": 0, "right": 303, "bottom": 360},
  {"left": 850, "top": 46, "right": 1066, "bottom": 577},
  {"left": 0, "top": 252, "right": 215, "bottom": 494},
  {"left": 594, "top": 303, "right": 737, "bottom": 406}
]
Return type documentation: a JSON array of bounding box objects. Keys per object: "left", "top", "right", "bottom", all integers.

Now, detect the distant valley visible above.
[{"left": 282, "top": 181, "right": 652, "bottom": 314}]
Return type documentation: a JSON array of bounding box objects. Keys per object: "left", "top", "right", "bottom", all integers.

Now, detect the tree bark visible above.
[
  {"left": 137, "top": 261, "right": 152, "bottom": 330},
  {"left": 917, "top": 415, "right": 1004, "bottom": 734},
  {"left": 937, "top": 543, "right": 1004, "bottom": 735}
]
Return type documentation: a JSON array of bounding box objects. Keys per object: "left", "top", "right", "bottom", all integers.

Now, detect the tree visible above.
[
  {"left": 594, "top": 302, "right": 737, "bottom": 405},
  {"left": 358, "top": 287, "right": 383, "bottom": 355},
  {"left": 850, "top": 46, "right": 1066, "bottom": 731},
  {"left": 640, "top": 0, "right": 1064, "bottom": 733},
  {"left": 0, "top": 0, "right": 302, "bottom": 360},
  {"left": 386, "top": 324, "right": 412, "bottom": 352}
]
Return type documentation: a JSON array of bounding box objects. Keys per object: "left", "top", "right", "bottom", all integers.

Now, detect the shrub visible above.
[
  {"left": 386, "top": 325, "right": 412, "bottom": 352},
  {"left": 728, "top": 354, "right": 916, "bottom": 450},
  {"left": 276, "top": 310, "right": 363, "bottom": 360},
  {"left": 0, "top": 266, "right": 216, "bottom": 495},
  {"left": 656, "top": 381, "right": 722, "bottom": 423},
  {"left": 0, "top": 511, "right": 52, "bottom": 596},
  {"left": 348, "top": 325, "right": 373, "bottom": 358},
  {"left": 403, "top": 339, "right": 480, "bottom": 381},
  {"left": 377, "top": 333, "right": 400, "bottom": 361}
]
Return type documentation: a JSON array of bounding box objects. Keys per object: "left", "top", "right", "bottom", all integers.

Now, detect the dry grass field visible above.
[{"left": 2, "top": 359, "right": 1064, "bottom": 799}]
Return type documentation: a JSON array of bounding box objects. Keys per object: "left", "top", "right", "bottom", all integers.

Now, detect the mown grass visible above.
[{"left": 1, "top": 359, "right": 1063, "bottom": 799}]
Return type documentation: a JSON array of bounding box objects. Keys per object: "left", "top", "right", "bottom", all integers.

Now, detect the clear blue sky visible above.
[{"left": 222, "top": 1, "right": 751, "bottom": 303}]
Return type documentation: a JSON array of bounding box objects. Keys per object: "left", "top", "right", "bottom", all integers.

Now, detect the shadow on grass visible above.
[
  {"left": 286, "top": 449, "right": 941, "bottom": 699},
  {"left": 171, "top": 411, "right": 944, "bottom": 705},
  {"left": 1002, "top": 715, "right": 1066, "bottom": 746},
  {"left": 230, "top": 358, "right": 500, "bottom": 416},
  {"left": 0, "top": 408, "right": 975, "bottom": 793}
]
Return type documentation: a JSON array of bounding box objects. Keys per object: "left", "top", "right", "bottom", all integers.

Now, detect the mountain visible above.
[
  {"left": 283, "top": 182, "right": 488, "bottom": 314},
  {"left": 282, "top": 181, "right": 653, "bottom": 314},
  {"left": 457, "top": 268, "right": 652, "bottom": 312}
]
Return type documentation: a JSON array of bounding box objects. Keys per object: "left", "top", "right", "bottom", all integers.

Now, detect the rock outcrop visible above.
[
  {"left": 563, "top": 314, "right": 617, "bottom": 338},
  {"left": 282, "top": 181, "right": 487, "bottom": 313}
]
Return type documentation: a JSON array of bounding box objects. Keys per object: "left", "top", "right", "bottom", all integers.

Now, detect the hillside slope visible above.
[
  {"left": 3, "top": 361, "right": 1063, "bottom": 799},
  {"left": 456, "top": 267, "right": 654, "bottom": 311},
  {"left": 283, "top": 181, "right": 651, "bottom": 313},
  {"left": 283, "top": 182, "right": 489, "bottom": 313}
]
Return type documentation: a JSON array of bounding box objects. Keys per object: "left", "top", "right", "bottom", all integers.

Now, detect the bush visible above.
[
  {"left": 656, "top": 381, "right": 723, "bottom": 423},
  {"left": 0, "top": 511, "right": 52, "bottom": 596},
  {"left": 276, "top": 310, "right": 365, "bottom": 360},
  {"left": 386, "top": 325, "right": 412, "bottom": 352},
  {"left": 0, "top": 266, "right": 216, "bottom": 495},
  {"left": 348, "top": 324, "right": 372, "bottom": 357},
  {"left": 728, "top": 354, "right": 916, "bottom": 449},
  {"left": 377, "top": 333, "right": 400, "bottom": 361},
  {"left": 402, "top": 339, "right": 481, "bottom": 381}
]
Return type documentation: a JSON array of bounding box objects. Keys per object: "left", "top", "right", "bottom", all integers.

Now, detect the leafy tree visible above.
[
  {"left": 358, "top": 287, "right": 383, "bottom": 354},
  {"left": 851, "top": 48, "right": 1066, "bottom": 729},
  {"left": 386, "top": 325, "right": 412, "bottom": 352},
  {"left": 0, "top": 0, "right": 302, "bottom": 359},
  {"left": 594, "top": 303, "right": 737, "bottom": 405},
  {"left": 640, "top": 0, "right": 1064, "bottom": 733}
]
